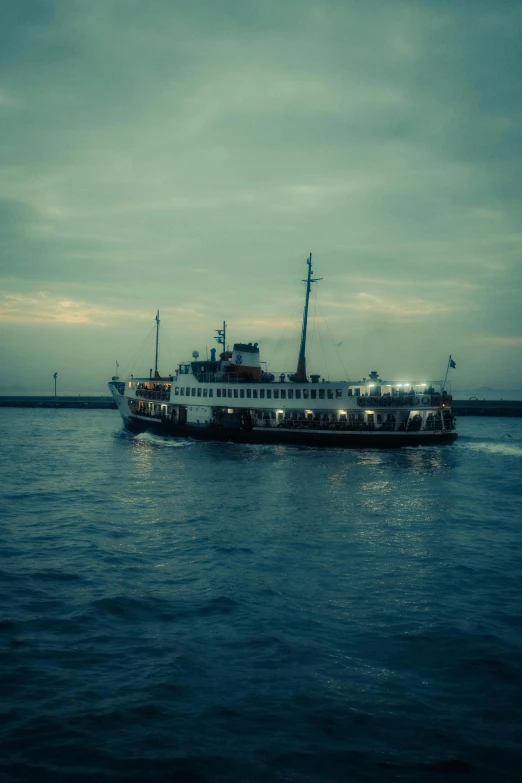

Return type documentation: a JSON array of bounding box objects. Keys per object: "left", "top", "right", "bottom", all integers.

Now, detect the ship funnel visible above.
[
  {"left": 231, "top": 342, "right": 261, "bottom": 380},
  {"left": 232, "top": 343, "right": 260, "bottom": 368}
]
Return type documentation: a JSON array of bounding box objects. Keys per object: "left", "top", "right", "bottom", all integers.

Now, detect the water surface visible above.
[{"left": 1, "top": 410, "right": 521, "bottom": 781}]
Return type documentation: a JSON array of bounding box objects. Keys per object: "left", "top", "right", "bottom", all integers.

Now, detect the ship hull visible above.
[{"left": 122, "top": 414, "right": 458, "bottom": 448}]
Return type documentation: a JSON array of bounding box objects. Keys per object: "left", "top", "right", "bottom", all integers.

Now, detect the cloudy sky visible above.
[{"left": 1, "top": 0, "right": 521, "bottom": 394}]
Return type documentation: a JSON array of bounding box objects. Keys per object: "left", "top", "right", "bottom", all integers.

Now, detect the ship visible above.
[{"left": 109, "top": 255, "right": 458, "bottom": 447}]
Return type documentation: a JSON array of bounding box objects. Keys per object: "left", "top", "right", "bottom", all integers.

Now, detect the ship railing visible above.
[
  {"left": 254, "top": 418, "right": 376, "bottom": 431},
  {"left": 194, "top": 372, "right": 263, "bottom": 384},
  {"left": 194, "top": 372, "right": 242, "bottom": 383},
  {"left": 132, "top": 407, "right": 161, "bottom": 419},
  {"left": 192, "top": 372, "right": 302, "bottom": 384},
  {"left": 355, "top": 394, "right": 446, "bottom": 408},
  {"left": 135, "top": 382, "right": 171, "bottom": 391},
  {"left": 256, "top": 419, "right": 454, "bottom": 432},
  {"left": 135, "top": 389, "right": 171, "bottom": 401}
]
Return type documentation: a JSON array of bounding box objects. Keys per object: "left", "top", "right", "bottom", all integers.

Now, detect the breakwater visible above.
[
  {"left": 0, "top": 397, "right": 521, "bottom": 416},
  {"left": 0, "top": 396, "right": 116, "bottom": 409},
  {"left": 452, "top": 399, "right": 522, "bottom": 417}
]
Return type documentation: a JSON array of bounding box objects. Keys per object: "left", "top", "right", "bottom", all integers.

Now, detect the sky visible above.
[{"left": 1, "top": 0, "right": 521, "bottom": 394}]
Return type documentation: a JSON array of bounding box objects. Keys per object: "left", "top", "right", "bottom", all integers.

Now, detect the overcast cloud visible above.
[{"left": 1, "top": 0, "right": 521, "bottom": 393}]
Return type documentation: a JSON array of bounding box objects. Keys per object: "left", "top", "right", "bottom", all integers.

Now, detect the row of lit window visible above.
[
  {"left": 173, "top": 387, "right": 344, "bottom": 400},
  {"left": 254, "top": 411, "right": 365, "bottom": 421}
]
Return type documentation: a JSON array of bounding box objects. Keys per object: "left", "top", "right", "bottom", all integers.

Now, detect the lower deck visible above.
[
  {"left": 121, "top": 413, "right": 458, "bottom": 448},
  {"left": 125, "top": 398, "right": 456, "bottom": 434}
]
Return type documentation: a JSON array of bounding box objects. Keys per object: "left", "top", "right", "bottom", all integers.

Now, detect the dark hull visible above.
[{"left": 123, "top": 416, "right": 458, "bottom": 448}]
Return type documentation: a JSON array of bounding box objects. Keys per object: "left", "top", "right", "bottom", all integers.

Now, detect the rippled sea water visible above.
[{"left": 1, "top": 409, "right": 521, "bottom": 782}]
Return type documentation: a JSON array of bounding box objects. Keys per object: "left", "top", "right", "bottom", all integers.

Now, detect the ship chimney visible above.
[{"left": 231, "top": 343, "right": 261, "bottom": 380}]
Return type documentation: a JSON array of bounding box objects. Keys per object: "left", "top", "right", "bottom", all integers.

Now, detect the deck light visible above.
[
  {"left": 276, "top": 410, "right": 284, "bottom": 414},
  {"left": 365, "top": 410, "right": 374, "bottom": 415},
  {"left": 339, "top": 410, "right": 346, "bottom": 415}
]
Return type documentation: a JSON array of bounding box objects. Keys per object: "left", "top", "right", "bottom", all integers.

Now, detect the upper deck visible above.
[{"left": 126, "top": 374, "right": 450, "bottom": 411}]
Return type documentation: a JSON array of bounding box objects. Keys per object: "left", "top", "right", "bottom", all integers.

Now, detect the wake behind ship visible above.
[{"left": 109, "top": 255, "right": 458, "bottom": 448}]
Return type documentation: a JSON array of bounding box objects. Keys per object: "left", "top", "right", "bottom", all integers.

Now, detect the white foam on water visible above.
[
  {"left": 133, "top": 431, "right": 193, "bottom": 448},
  {"left": 459, "top": 441, "right": 522, "bottom": 457}
]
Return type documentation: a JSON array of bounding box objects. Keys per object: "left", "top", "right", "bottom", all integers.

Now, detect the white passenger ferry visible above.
[{"left": 109, "top": 255, "right": 457, "bottom": 447}]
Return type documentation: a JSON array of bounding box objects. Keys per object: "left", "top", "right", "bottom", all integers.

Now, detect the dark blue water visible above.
[{"left": 1, "top": 410, "right": 521, "bottom": 782}]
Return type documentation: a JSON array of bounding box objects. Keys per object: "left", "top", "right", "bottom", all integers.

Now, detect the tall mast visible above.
[
  {"left": 154, "top": 310, "right": 160, "bottom": 376},
  {"left": 294, "top": 253, "right": 322, "bottom": 382}
]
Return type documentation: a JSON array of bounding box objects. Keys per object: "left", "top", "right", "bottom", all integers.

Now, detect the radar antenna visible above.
[{"left": 214, "top": 321, "right": 227, "bottom": 354}]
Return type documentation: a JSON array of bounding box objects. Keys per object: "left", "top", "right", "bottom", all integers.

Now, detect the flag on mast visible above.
[{"left": 442, "top": 355, "right": 456, "bottom": 390}]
